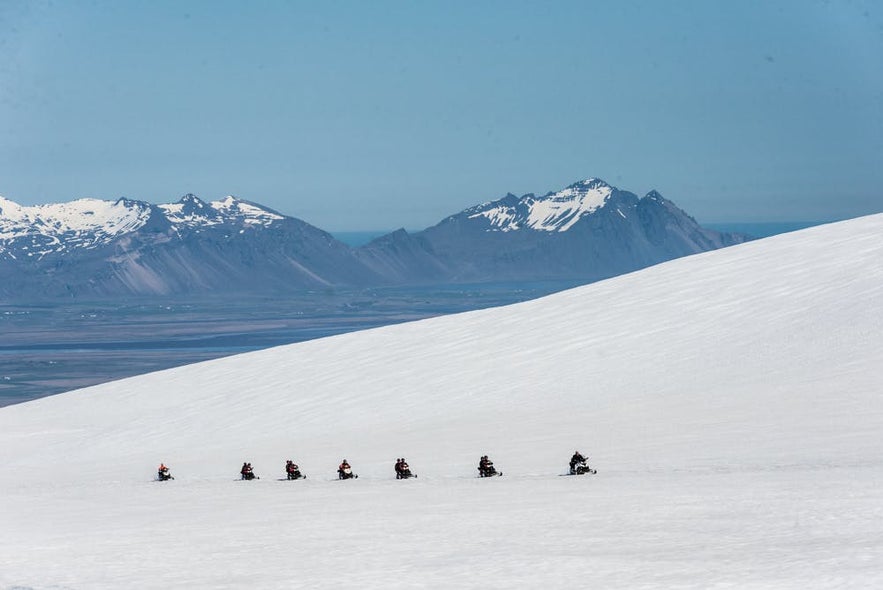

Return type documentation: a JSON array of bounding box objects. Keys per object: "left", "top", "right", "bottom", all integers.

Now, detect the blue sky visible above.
[{"left": 1, "top": 1, "right": 881, "bottom": 230}]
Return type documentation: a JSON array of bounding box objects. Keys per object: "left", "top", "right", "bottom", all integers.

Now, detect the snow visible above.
[
  {"left": 158, "top": 196, "right": 283, "bottom": 229},
  {"left": 469, "top": 179, "right": 613, "bottom": 232},
  {"left": 210, "top": 196, "right": 284, "bottom": 224},
  {"left": 526, "top": 182, "right": 611, "bottom": 230},
  {"left": 471, "top": 204, "right": 521, "bottom": 231},
  {"left": 0, "top": 196, "right": 152, "bottom": 254},
  {"left": 2, "top": 194, "right": 285, "bottom": 258},
  {"left": 1, "top": 215, "right": 883, "bottom": 588},
  {"left": 159, "top": 202, "right": 185, "bottom": 215}
]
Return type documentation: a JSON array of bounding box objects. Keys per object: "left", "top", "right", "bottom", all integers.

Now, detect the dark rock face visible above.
[{"left": 0, "top": 180, "right": 750, "bottom": 299}]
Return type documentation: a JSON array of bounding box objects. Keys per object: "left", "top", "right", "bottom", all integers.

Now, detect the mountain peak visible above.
[
  {"left": 466, "top": 178, "right": 616, "bottom": 233},
  {"left": 214, "top": 195, "right": 240, "bottom": 207},
  {"left": 568, "top": 177, "right": 611, "bottom": 190},
  {"left": 0, "top": 195, "right": 23, "bottom": 217},
  {"left": 209, "top": 196, "right": 284, "bottom": 224},
  {"left": 178, "top": 193, "right": 207, "bottom": 206}
]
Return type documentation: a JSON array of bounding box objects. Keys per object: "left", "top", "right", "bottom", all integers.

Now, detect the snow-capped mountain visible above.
[
  {"left": 0, "top": 193, "right": 378, "bottom": 297},
  {"left": 464, "top": 178, "right": 616, "bottom": 232},
  {"left": 0, "top": 179, "right": 749, "bottom": 298},
  {"left": 359, "top": 179, "right": 749, "bottom": 283},
  {"left": 0, "top": 193, "right": 284, "bottom": 260},
  {"left": 0, "top": 196, "right": 153, "bottom": 258},
  {"left": 157, "top": 194, "right": 284, "bottom": 230},
  {"left": 1, "top": 215, "right": 881, "bottom": 587}
]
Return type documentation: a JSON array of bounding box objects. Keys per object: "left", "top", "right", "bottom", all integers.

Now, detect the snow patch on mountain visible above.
[
  {"left": 0, "top": 195, "right": 152, "bottom": 257},
  {"left": 468, "top": 178, "right": 614, "bottom": 232},
  {"left": 0, "top": 196, "right": 150, "bottom": 235},
  {"left": 157, "top": 194, "right": 284, "bottom": 229},
  {"left": 211, "top": 196, "right": 284, "bottom": 225},
  {"left": 0, "top": 193, "right": 286, "bottom": 259}
]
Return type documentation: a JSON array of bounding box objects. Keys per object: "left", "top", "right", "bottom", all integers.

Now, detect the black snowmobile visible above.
[
  {"left": 478, "top": 456, "right": 502, "bottom": 477},
  {"left": 478, "top": 464, "right": 501, "bottom": 477},
  {"left": 241, "top": 463, "right": 259, "bottom": 480},
  {"left": 568, "top": 452, "right": 596, "bottom": 475},
  {"left": 396, "top": 463, "right": 416, "bottom": 479},
  {"left": 157, "top": 467, "right": 174, "bottom": 481},
  {"left": 570, "top": 461, "right": 597, "bottom": 475},
  {"left": 338, "top": 464, "right": 358, "bottom": 480},
  {"left": 285, "top": 461, "right": 305, "bottom": 480}
]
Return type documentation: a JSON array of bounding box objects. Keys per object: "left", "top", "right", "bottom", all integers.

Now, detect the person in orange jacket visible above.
[
  {"left": 157, "top": 463, "right": 173, "bottom": 481},
  {"left": 338, "top": 459, "right": 356, "bottom": 479}
]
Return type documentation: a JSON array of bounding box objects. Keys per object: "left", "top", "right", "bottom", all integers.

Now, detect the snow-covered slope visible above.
[{"left": 1, "top": 215, "right": 882, "bottom": 588}]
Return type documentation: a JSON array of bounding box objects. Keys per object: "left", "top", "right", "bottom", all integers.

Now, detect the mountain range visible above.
[{"left": 0, "top": 178, "right": 748, "bottom": 299}]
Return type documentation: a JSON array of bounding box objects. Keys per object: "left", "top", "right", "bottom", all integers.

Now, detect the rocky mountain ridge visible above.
[{"left": 0, "top": 179, "right": 749, "bottom": 299}]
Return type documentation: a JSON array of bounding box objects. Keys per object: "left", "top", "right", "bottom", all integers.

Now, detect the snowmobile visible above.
[
  {"left": 478, "top": 464, "right": 501, "bottom": 477},
  {"left": 338, "top": 466, "right": 358, "bottom": 480},
  {"left": 285, "top": 461, "right": 305, "bottom": 480},
  {"left": 478, "top": 455, "right": 502, "bottom": 477},
  {"left": 157, "top": 469, "right": 174, "bottom": 481},
  {"left": 240, "top": 461, "right": 259, "bottom": 480},
  {"left": 396, "top": 466, "right": 416, "bottom": 479},
  {"left": 570, "top": 461, "right": 597, "bottom": 475}
]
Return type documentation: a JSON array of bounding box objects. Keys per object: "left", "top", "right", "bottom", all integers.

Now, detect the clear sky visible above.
[{"left": 1, "top": 1, "right": 881, "bottom": 231}]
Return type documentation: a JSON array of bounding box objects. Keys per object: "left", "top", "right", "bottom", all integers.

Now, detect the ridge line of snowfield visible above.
[{"left": 1, "top": 214, "right": 882, "bottom": 589}]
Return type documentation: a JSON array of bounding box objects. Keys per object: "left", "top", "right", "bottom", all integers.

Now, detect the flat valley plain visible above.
[{"left": 0, "top": 281, "right": 582, "bottom": 406}]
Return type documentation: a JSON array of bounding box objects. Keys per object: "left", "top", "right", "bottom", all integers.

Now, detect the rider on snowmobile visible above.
[
  {"left": 478, "top": 455, "right": 497, "bottom": 477},
  {"left": 157, "top": 463, "right": 172, "bottom": 481},
  {"left": 338, "top": 459, "right": 354, "bottom": 479},
  {"left": 241, "top": 462, "right": 257, "bottom": 480},
  {"left": 396, "top": 458, "right": 413, "bottom": 479},
  {"left": 285, "top": 459, "right": 302, "bottom": 480},
  {"left": 569, "top": 451, "right": 588, "bottom": 475}
]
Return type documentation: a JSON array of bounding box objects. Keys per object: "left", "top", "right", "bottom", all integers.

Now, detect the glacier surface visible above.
[{"left": 1, "top": 215, "right": 881, "bottom": 588}]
